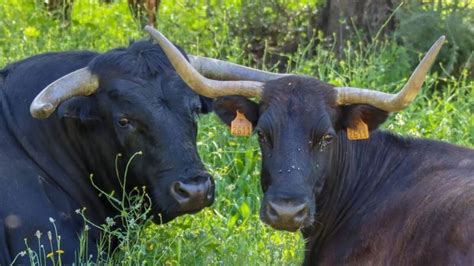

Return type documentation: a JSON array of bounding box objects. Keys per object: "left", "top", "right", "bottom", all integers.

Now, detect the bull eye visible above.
[
  {"left": 257, "top": 130, "right": 266, "bottom": 141},
  {"left": 192, "top": 112, "right": 200, "bottom": 122},
  {"left": 193, "top": 106, "right": 202, "bottom": 114},
  {"left": 322, "top": 134, "right": 334, "bottom": 143},
  {"left": 318, "top": 133, "right": 334, "bottom": 150},
  {"left": 118, "top": 117, "right": 130, "bottom": 127},
  {"left": 257, "top": 130, "right": 272, "bottom": 148},
  {"left": 191, "top": 105, "right": 202, "bottom": 124}
]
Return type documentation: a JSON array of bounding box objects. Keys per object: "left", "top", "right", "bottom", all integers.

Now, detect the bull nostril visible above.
[
  {"left": 176, "top": 184, "right": 189, "bottom": 198},
  {"left": 170, "top": 176, "right": 214, "bottom": 210},
  {"left": 171, "top": 181, "right": 191, "bottom": 202},
  {"left": 264, "top": 200, "right": 309, "bottom": 230},
  {"left": 206, "top": 187, "right": 214, "bottom": 200},
  {"left": 267, "top": 202, "right": 279, "bottom": 220},
  {"left": 294, "top": 205, "right": 308, "bottom": 222}
]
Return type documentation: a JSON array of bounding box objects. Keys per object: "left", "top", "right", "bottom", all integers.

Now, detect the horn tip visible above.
[
  {"left": 437, "top": 35, "right": 446, "bottom": 43},
  {"left": 30, "top": 103, "right": 54, "bottom": 119},
  {"left": 144, "top": 25, "right": 154, "bottom": 32},
  {"left": 144, "top": 25, "right": 163, "bottom": 40}
]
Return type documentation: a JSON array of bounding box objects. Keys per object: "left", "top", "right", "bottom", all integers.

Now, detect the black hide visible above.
[
  {"left": 0, "top": 41, "right": 214, "bottom": 264},
  {"left": 214, "top": 76, "right": 474, "bottom": 265}
]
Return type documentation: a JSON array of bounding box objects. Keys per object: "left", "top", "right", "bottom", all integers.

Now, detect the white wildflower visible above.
[{"left": 105, "top": 217, "right": 115, "bottom": 227}]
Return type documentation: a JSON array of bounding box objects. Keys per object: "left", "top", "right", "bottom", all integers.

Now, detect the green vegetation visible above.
[
  {"left": 1, "top": 0, "right": 473, "bottom": 265},
  {"left": 396, "top": 0, "right": 474, "bottom": 77}
]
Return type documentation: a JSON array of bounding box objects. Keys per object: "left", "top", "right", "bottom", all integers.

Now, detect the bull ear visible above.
[
  {"left": 57, "top": 96, "right": 101, "bottom": 123},
  {"left": 213, "top": 96, "right": 259, "bottom": 127},
  {"left": 339, "top": 104, "right": 389, "bottom": 132}
]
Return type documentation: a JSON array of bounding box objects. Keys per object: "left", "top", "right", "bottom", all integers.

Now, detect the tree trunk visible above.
[
  {"left": 320, "top": 0, "right": 400, "bottom": 54},
  {"left": 45, "top": 0, "right": 74, "bottom": 22},
  {"left": 44, "top": 0, "right": 161, "bottom": 27},
  {"left": 128, "top": 0, "right": 161, "bottom": 27}
]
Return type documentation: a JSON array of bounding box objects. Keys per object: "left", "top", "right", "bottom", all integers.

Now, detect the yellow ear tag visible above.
[
  {"left": 230, "top": 111, "right": 252, "bottom": 137},
  {"left": 347, "top": 118, "right": 369, "bottom": 140}
]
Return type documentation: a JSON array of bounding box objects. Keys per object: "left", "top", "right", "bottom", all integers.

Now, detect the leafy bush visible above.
[
  {"left": 396, "top": 0, "right": 474, "bottom": 78},
  {"left": 225, "top": 1, "right": 321, "bottom": 71}
]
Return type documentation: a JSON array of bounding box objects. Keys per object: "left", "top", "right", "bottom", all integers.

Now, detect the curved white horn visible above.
[
  {"left": 336, "top": 36, "right": 445, "bottom": 112},
  {"left": 145, "top": 26, "right": 264, "bottom": 98},
  {"left": 30, "top": 67, "right": 99, "bottom": 119},
  {"left": 188, "top": 55, "right": 288, "bottom": 82}
]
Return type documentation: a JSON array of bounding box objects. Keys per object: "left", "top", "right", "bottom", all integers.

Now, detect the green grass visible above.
[{"left": 1, "top": 0, "right": 473, "bottom": 265}]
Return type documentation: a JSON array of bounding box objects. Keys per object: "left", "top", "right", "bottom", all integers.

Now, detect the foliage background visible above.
[{"left": 0, "top": 0, "right": 472, "bottom": 265}]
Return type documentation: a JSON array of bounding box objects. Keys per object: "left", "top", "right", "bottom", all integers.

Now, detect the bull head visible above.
[{"left": 29, "top": 40, "right": 217, "bottom": 224}]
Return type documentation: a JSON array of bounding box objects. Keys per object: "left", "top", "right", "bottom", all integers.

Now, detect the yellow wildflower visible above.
[{"left": 24, "top": 27, "right": 40, "bottom": 38}]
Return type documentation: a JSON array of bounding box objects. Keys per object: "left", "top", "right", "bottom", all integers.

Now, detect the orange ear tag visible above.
[
  {"left": 347, "top": 118, "right": 369, "bottom": 140},
  {"left": 230, "top": 111, "right": 252, "bottom": 137}
]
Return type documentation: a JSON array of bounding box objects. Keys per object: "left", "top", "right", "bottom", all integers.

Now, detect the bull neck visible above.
[
  {"left": 304, "top": 130, "right": 413, "bottom": 260},
  {"left": 0, "top": 89, "right": 111, "bottom": 221}
]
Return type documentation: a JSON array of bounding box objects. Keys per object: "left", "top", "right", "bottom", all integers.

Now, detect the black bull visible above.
[
  {"left": 214, "top": 78, "right": 474, "bottom": 265},
  {"left": 0, "top": 41, "right": 215, "bottom": 263},
  {"left": 145, "top": 27, "right": 474, "bottom": 265}
]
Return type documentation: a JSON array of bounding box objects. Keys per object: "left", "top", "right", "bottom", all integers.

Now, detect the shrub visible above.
[{"left": 395, "top": 0, "right": 474, "bottom": 78}]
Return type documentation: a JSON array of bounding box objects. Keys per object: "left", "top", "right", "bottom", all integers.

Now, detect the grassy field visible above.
[{"left": 0, "top": 0, "right": 473, "bottom": 265}]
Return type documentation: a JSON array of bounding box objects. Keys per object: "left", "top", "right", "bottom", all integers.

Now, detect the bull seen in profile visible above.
[
  {"left": 149, "top": 27, "right": 474, "bottom": 265},
  {"left": 0, "top": 40, "right": 221, "bottom": 263}
]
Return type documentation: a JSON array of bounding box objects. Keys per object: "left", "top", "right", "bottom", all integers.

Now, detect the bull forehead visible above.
[
  {"left": 261, "top": 77, "right": 336, "bottom": 110},
  {"left": 259, "top": 76, "right": 337, "bottom": 130},
  {"left": 86, "top": 40, "right": 201, "bottom": 108},
  {"left": 89, "top": 40, "right": 178, "bottom": 78},
  {"left": 98, "top": 74, "right": 199, "bottom": 107}
]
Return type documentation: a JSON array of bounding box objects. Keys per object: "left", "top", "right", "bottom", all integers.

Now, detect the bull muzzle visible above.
[
  {"left": 261, "top": 197, "right": 312, "bottom": 232},
  {"left": 170, "top": 175, "right": 214, "bottom": 212}
]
